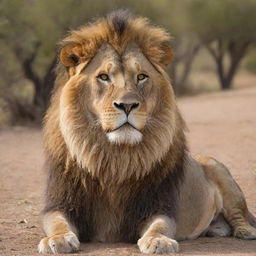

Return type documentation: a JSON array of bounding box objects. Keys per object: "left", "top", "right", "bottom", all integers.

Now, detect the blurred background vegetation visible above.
[{"left": 0, "top": 0, "right": 256, "bottom": 125}]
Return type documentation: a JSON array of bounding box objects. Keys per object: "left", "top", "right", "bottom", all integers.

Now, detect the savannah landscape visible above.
[{"left": 1, "top": 0, "right": 256, "bottom": 255}]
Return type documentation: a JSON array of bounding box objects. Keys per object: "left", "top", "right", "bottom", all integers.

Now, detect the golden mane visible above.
[
  {"left": 60, "top": 9, "right": 173, "bottom": 68},
  {"left": 43, "top": 10, "right": 185, "bottom": 186}
]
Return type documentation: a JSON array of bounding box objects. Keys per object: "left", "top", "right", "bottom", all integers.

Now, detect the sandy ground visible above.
[{"left": 1, "top": 86, "right": 256, "bottom": 256}]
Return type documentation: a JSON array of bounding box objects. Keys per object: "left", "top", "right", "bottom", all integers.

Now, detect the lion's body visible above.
[
  {"left": 38, "top": 10, "right": 256, "bottom": 254},
  {"left": 176, "top": 157, "right": 219, "bottom": 240},
  {"left": 43, "top": 147, "right": 185, "bottom": 243}
]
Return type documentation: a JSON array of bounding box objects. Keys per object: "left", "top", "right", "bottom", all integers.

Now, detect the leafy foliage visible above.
[
  {"left": 186, "top": 0, "right": 256, "bottom": 89},
  {"left": 0, "top": 0, "right": 256, "bottom": 124}
]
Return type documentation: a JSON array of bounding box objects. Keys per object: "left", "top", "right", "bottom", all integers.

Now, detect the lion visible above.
[{"left": 38, "top": 10, "right": 256, "bottom": 254}]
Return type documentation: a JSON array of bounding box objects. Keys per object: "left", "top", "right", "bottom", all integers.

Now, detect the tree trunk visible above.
[
  {"left": 15, "top": 43, "right": 57, "bottom": 121},
  {"left": 170, "top": 43, "right": 201, "bottom": 95},
  {"left": 177, "top": 45, "right": 200, "bottom": 94},
  {"left": 205, "top": 40, "right": 250, "bottom": 90},
  {"left": 42, "top": 56, "right": 57, "bottom": 110}
]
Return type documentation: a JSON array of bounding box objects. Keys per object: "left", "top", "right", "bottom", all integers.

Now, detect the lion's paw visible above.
[
  {"left": 38, "top": 231, "right": 80, "bottom": 254},
  {"left": 138, "top": 235, "right": 179, "bottom": 254},
  {"left": 234, "top": 225, "right": 256, "bottom": 240}
]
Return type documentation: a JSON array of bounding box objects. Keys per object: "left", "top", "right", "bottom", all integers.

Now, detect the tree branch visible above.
[{"left": 14, "top": 41, "right": 42, "bottom": 88}]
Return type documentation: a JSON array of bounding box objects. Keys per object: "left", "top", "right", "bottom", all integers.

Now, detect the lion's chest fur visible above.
[
  {"left": 89, "top": 186, "right": 127, "bottom": 242},
  {"left": 74, "top": 161, "right": 184, "bottom": 243},
  {"left": 44, "top": 146, "right": 186, "bottom": 243},
  {"left": 76, "top": 174, "right": 141, "bottom": 242}
]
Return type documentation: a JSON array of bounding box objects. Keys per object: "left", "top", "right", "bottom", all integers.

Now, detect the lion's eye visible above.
[
  {"left": 137, "top": 74, "right": 148, "bottom": 82},
  {"left": 97, "top": 73, "right": 109, "bottom": 81}
]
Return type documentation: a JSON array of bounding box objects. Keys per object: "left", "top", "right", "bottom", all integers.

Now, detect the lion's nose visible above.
[{"left": 113, "top": 102, "right": 139, "bottom": 115}]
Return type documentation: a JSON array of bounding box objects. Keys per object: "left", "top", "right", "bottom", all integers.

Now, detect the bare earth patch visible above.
[{"left": 1, "top": 86, "right": 256, "bottom": 255}]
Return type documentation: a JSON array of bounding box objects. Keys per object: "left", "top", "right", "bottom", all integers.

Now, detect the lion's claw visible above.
[
  {"left": 38, "top": 231, "right": 80, "bottom": 254},
  {"left": 138, "top": 235, "right": 179, "bottom": 254}
]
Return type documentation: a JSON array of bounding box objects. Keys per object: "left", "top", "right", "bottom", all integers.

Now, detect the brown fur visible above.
[{"left": 59, "top": 10, "right": 173, "bottom": 70}]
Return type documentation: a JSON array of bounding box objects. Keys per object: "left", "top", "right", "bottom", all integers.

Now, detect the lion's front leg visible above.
[
  {"left": 137, "top": 215, "right": 179, "bottom": 254},
  {"left": 38, "top": 211, "right": 80, "bottom": 254}
]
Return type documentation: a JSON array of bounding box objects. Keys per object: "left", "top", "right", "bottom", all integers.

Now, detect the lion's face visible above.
[{"left": 63, "top": 44, "right": 168, "bottom": 145}]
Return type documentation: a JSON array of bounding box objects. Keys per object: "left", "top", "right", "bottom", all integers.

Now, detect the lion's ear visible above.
[
  {"left": 60, "top": 43, "right": 84, "bottom": 68},
  {"left": 160, "top": 43, "right": 173, "bottom": 67}
]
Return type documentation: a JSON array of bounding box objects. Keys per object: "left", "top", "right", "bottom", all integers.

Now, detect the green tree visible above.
[
  {"left": 188, "top": 0, "right": 256, "bottom": 90},
  {"left": 0, "top": 0, "right": 71, "bottom": 119}
]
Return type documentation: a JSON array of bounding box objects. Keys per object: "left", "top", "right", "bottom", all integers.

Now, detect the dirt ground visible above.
[{"left": 1, "top": 86, "right": 256, "bottom": 256}]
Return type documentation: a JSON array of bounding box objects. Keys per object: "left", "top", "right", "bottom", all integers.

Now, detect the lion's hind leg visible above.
[
  {"left": 206, "top": 214, "right": 231, "bottom": 237},
  {"left": 196, "top": 155, "right": 256, "bottom": 240}
]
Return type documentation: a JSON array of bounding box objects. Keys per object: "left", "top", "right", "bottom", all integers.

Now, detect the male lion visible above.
[{"left": 38, "top": 10, "right": 256, "bottom": 254}]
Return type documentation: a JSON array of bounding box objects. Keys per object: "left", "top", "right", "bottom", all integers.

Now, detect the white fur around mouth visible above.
[{"left": 107, "top": 125, "right": 142, "bottom": 145}]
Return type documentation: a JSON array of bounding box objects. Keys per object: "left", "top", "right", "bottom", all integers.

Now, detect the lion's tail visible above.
[{"left": 248, "top": 211, "right": 256, "bottom": 228}]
